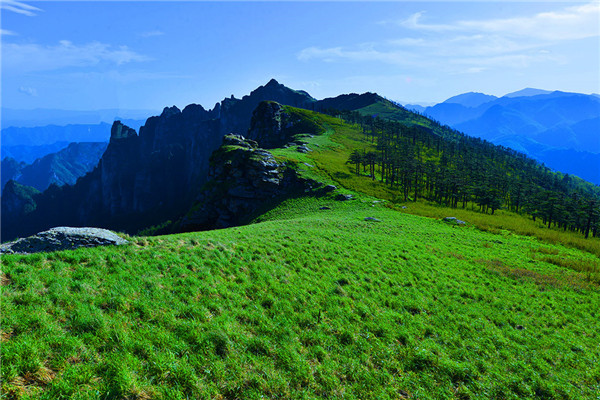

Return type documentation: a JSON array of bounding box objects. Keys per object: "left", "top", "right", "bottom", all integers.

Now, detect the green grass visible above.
[
  {"left": 277, "top": 111, "right": 600, "bottom": 259},
  {"left": 2, "top": 197, "right": 600, "bottom": 399},
  {"left": 2, "top": 109, "right": 600, "bottom": 399}
]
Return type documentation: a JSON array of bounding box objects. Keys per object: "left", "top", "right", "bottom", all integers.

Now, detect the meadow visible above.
[{"left": 2, "top": 110, "right": 600, "bottom": 399}]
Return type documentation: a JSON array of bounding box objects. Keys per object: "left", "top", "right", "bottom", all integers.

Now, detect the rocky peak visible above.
[
  {"left": 110, "top": 121, "right": 137, "bottom": 141},
  {"left": 265, "top": 78, "right": 280, "bottom": 87},
  {"left": 160, "top": 106, "right": 181, "bottom": 119}
]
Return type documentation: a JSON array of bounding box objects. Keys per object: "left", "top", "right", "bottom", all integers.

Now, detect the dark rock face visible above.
[
  {"left": 0, "top": 227, "right": 128, "bottom": 254},
  {"left": 217, "top": 79, "right": 316, "bottom": 138},
  {"left": 247, "top": 101, "right": 322, "bottom": 149},
  {"left": 180, "top": 134, "right": 303, "bottom": 231},
  {"left": 0, "top": 80, "right": 322, "bottom": 240}
]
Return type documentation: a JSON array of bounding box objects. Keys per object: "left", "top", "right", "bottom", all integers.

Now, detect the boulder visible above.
[
  {"left": 336, "top": 194, "right": 354, "bottom": 201},
  {"left": 364, "top": 217, "right": 382, "bottom": 222},
  {"left": 0, "top": 227, "right": 128, "bottom": 254},
  {"left": 443, "top": 217, "right": 466, "bottom": 225}
]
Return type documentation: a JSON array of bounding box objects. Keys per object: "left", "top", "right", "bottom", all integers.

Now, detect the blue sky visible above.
[{"left": 2, "top": 1, "right": 599, "bottom": 111}]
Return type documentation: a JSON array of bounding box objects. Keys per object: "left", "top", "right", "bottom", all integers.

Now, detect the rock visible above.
[
  {"left": 336, "top": 194, "right": 354, "bottom": 201},
  {"left": 319, "top": 206, "right": 331, "bottom": 210},
  {"left": 303, "top": 163, "right": 314, "bottom": 168},
  {"left": 364, "top": 217, "right": 381, "bottom": 222},
  {"left": 515, "top": 325, "right": 525, "bottom": 330},
  {"left": 180, "top": 134, "right": 307, "bottom": 231},
  {"left": 323, "top": 185, "right": 337, "bottom": 192},
  {"left": 297, "top": 145, "right": 311, "bottom": 153},
  {"left": 0, "top": 227, "right": 128, "bottom": 254},
  {"left": 401, "top": 206, "right": 407, "bottom": 209},
  {"left": 443, "top": 217, "right": 466, "bottom": 225}
]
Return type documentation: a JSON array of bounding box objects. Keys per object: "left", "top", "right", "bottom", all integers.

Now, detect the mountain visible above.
[
  {"left": 3, "top": 80, "right": 599, "bottom": 242},
  {"left": 442, "top": 92, "right": 497, "bottom": 108},
  {"left": 1, "top": 142, "right": 108, "bottom": 194},
  {"left": 503, "top": 88, "right": 552, "bottom": 98},
  {"left": 2, "top": 142, "right": 71, "bottom": 164},
  {"left": 422, "top": 90, "right": 600, "bottom": 183},
  {"left": 2, "top": 84, "right": 599, "bottom": 399},
  {"left": 1, "top": 108, "right": 157, "bottom": 129},
  {"left": 1, "top": 79, "right": 318, "bottom": 240}
]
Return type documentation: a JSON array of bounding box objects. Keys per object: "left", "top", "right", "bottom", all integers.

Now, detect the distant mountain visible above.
[
  {"left": 403, "top": 104, "right": 426, "bottom": 113},
  {"left": 503, "top": 88, "right": 552, "bottom": 98},
  {"left": 1, "top": 108, "right": 158, "bottom": 129},
  {"left": 422, "top": 90, "right": 600, "bottom": 183},
  {"left": 443, "top": 92, "right": 497, "bottom": 108},
  {"left": 1, "top": 142, "right": 70, "bottom": 164},
  {"left": 1, "top": 142, "right": 107, "bottom": 194},
  {"left": 1, "top": 121, "right": 143, "bottom": 147}
]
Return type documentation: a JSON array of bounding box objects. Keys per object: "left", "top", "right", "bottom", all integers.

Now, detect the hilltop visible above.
[
  {"left": 2, "top": 80, "right": 600, "bottom": 399},
  {"left": 2, "top": 155, "right": 599, "bottom": 399}
]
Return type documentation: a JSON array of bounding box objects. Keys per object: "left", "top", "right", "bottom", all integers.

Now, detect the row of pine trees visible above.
[{"left": 332, "top": 110, "right": 599, "bottom": 239}]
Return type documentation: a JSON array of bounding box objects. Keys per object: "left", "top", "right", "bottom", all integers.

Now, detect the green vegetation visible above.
[
  {"left": 2, "top": 106, "right": 600, "bottom": 399},
  {"left": 2, "top": 197, "right": 599, "bottom": 399}
]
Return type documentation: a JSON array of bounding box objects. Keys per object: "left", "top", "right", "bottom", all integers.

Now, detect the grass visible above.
[
  {"left": 2, "top": 197, "right": 600, "bottom": 399},
  {"left": 278, "top": 111, "right": 600, "bottom": 259},
  {"left": 2, "top": 108, "right": 600, "bottom": 399}
]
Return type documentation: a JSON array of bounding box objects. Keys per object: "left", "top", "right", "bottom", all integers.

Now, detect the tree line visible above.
[{"left": 327, "top": 109, "right": 600, "bottom": 239}]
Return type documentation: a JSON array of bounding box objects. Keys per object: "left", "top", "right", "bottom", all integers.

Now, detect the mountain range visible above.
[
  {"left": 1, "top": 142, "right": 107, "bottom": 195},
  {"left": 2, "top": 80, "right": 599, "bottom": 242},
  {"left": 405, "top": 89, "right": 600, "bottom": 184}
]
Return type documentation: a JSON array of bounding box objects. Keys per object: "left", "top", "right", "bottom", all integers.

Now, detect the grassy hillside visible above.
[{"left": 2, "top": 108, "right": 600, "bottom": 399}]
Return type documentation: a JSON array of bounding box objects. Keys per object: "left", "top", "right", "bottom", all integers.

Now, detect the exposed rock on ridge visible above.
[
  {"left": 0, "top": 227, "right": 128, "bottom": 254},
  {"left": 180, "top": 134, "right": 304, "bottom": 231}
]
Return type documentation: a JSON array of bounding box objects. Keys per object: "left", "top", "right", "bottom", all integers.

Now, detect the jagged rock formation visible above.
[
  {"left": 0, "top": 227, "right": 128, "bottom": 254},
  {"left": 0, "top": 80, "right": 321, "bottom": 241},
  {"left": 180, "top": 134, "right": 305, "bottom": 230},
  {"left": 247, "top": 101, "right": 323, "bottom": 149}
]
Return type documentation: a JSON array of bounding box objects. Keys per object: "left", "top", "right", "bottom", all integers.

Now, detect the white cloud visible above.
[
  {"left": 0, "top": 29, "right": 18, "bottom": 36},
  {"left": 3, "top": 40, "right": 150, "bottom": 72},
  {"left": 300, "top": 2, "right": 598, "bottom": 72},
  {"left": 18, "top": 86, "right": 38, "bottom": 96},
  {"left": 400, "top": 2, "right": 599, "bottom": 41},
  {"left": 140, "top": 30, "right": 165, "bottom": 38},
  {"left": 0, "top": 0, "right": 42, "bottom": 16}
]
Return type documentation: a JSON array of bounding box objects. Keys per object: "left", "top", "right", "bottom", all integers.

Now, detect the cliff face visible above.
[
  {"left": 180, "top": 134, "right": 304, "bottom": 231},
  {"left": 1, "top": 80, "right": 318, "bottom": 240},
  {"left": 247, "top": 101, "right": 324, "bottom": 149}
]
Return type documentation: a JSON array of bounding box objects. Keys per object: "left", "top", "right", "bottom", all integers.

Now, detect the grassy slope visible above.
[{"left": 2, "top": 109, "right": 600, "bottom": 399}]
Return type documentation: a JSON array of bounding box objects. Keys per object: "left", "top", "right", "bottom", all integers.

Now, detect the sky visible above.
[{"left": 1, "top": 0, "right": 599, "bottom": 112}]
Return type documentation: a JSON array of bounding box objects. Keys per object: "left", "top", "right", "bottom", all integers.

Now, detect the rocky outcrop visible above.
[
  {"left": 0, "top": 80, "right": 323, "bottom": 240},
  {"left": 180, "top": 134, "right": 304, "bottom": 230},
  {"left": 246, "top": 101, "right": 322, "bottom": 149},
  {"left": 0, "top": 227, "right": 128, "bottom": 254},
  {"left": 217, "top": 79, "right": 317, "bottom": 137}
]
